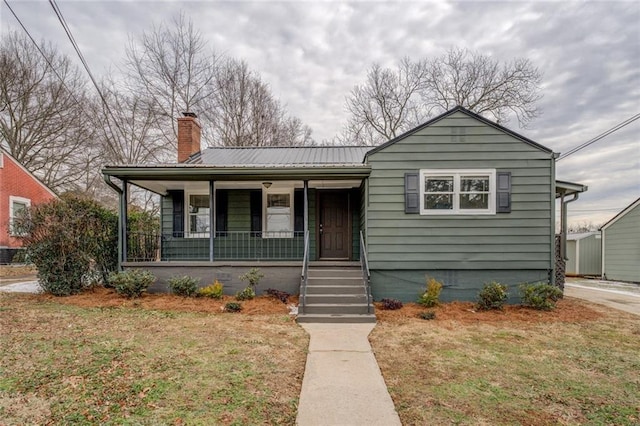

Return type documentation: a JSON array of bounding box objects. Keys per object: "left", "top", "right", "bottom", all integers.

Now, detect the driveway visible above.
[
  {"left": 565, "top": 277, "right": 640, "bottom": 316},
  {"left": 0, "top": 278, "right": 41, "bottom": 293}
]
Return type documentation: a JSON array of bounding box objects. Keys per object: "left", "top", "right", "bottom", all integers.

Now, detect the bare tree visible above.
[
  {"left": 126, "top": 14, "right": 313, "bottom": 149},
  {"left": 423, "top": 48, "right": 542, "bottom": 126},
  {"left": 342, "top": 58, "right": 427, "bottom": 145},
  {"left": 340, "top": 48, "right": 542, "bottom": 145},
  {"left": 125, "top": 12, "right": 218, "bottom": 147},
  {"left": 212, "top": 59, "right": 312, "bottom": 146},
  {"left": 0, "top": 31, "right": 94, "bottom": 191}
]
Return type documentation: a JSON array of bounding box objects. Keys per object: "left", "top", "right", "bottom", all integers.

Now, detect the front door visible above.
[{"left": 319, "top": 191, "right": 350, "bottom": 259}]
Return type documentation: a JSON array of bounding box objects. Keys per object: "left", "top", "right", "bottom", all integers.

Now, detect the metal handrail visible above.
[
  {"left": 359, "top": 230, "right": 372, "bottom": 314},
  {"left": 300, "top": 229, "right": 310, "bottom": 313}
]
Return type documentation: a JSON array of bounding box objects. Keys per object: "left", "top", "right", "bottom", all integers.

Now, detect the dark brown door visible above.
[{"left": 319, "top": 191, "right": 350, "bottom": 259}]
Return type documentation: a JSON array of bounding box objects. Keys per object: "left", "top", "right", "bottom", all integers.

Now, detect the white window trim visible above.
[
  {"left": 9, "top": 196, "right": 31, "bottom": 236},
  {"left": 262, "top": 186, "right": 295, "bottom": 238},
  {"left": 419, "top": 169, "right": 496, "bottom": 215},
  {"left": 185, "top": 191, "right": 210, "bottom": 238}
]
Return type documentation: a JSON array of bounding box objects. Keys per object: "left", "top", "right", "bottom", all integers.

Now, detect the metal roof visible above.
[
  {"left": 567, "top": 231, "right": 600, "bottom": 241},
  {"left": 195, "top": 146, "right": 371, "bottom": 166}
]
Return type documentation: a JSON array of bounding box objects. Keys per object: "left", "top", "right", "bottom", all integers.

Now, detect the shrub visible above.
[
  {"left": 239, "top": 268, "right": 264, "bottom": 289},
  {"left": 168, "top": 275, "right": 200, "bottom": 297},
  {"left": 236, "top": 286, "right": 255, "bottom": 301},
  {"left": 418, "top": 311, "right": 436, "bottom": 320},
  {"left": 224, "top": 302, "right": 242, "bottom": 312},
  {"left": 109, "top": 269, "right": 155, "bottom": 298},
  {"left": 15, "top": 195, "right": 118, "bottom": 296},
  {"left": 418, "top": 277, "right": 443, "bottom": 307},
  {"left": 198, "top": 280, "right": 224, "bottom": 299},
  {"left": 265, "top": 288, "right": 290, "bottom": 303},
  {"left": 477, "top": 282, "right": 508, "bottom": 311},
  {"left": 521, "top": 282, "right": 563, "bottom": 310},
  {"left": 381, "top": 298, "right": 403, "bottom": 310}
]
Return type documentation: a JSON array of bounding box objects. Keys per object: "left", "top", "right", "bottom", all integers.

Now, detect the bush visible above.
[
  {"left": 236, "top": 286, "right": 255, "bottom": 301},
  {"left": 198, "top": 280, "right": 224, "bottom": 299},
  {"left": 169, "top": 275, "right": 200, "bottom": 297},
  {"left": 224, "top": 302, "right": 242, "bottom": 312},
  {"left": 381, "top": 298, "right": 403, "bottom": 310},
  {"left": 418, "top": 277, "right": 443, "bottom": 307},
  {"left": 521, "top": 282, "right": 563, "bottom": 310},
  {"left": 109, "top": 269, "right": 155, "bottom": 298},
  {"left": 239, "top": 268, "right": 264, "bottom": 289},
  {"left": 265, "top": 288, "right": 290, "bottom": 303},
  {"left": 15, "top": 195, "right": 118, "bottom": 296},
  {"left": 418, "top": 311, "right": 436, "bottom": 320},
  {"left": 477, "top": 282, "right": 508, "bottom": 311}
]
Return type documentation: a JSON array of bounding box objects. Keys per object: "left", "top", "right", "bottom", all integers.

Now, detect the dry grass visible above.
[
  {"left": 370, "top": 299, "right": 640, "bottom": 425},
  {"left": 0, "top": 264, "right": 36, "bottom": 278},
  {"left": 0, "top": 292, "right": 308, "bottom": 425}
]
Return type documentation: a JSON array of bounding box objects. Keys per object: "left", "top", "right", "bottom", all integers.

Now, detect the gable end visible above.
[{"left": 365, "top": 106, "right": 554, "bottom": 159}]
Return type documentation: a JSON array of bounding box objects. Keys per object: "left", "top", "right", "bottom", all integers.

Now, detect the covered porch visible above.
[{"left": 103, "top": 165, "right": 370, "bottom": 266}]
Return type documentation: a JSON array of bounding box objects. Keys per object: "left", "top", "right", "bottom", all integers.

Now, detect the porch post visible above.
[
  {"left": 121, "top": 180, "right": 128, "bottom": 264},
  {"left": 209, "top": 180, "right": 215, "bottom": 261},
  {"left": 303, "top": 180, "right": 309, "bottom": 232}
]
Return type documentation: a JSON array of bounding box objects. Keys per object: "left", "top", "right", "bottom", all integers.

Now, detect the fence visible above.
[{"left": 127, "top": 231, "right": 306, "bottom": 262}]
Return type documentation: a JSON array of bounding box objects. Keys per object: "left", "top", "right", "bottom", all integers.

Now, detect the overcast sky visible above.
[{"left": 1, "top": 0, "right": 639, "bottom": 228}]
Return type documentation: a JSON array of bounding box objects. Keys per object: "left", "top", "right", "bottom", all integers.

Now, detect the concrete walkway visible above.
[
  {"left": 296, "top": 323, "right": 401, "bottom": 426},
  {"left": 565, "top": 278, "right": 640, "bottom": 316},
  {"left": 0, "top": 280, "right": 41, "bottom": 293}
]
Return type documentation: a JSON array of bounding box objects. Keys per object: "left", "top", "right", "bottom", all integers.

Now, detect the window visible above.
[
  {"left": 9, "top": 196, "right": 30, "bottom": 236},
  {"left": 420, "top": 169, "right": 496, "bottom": 215},
  {"left": 263, "top": 188, "right": 294, "bottom": 238},
  {"left": 186, "top": 193, "right": 210, "bottom": 237}
]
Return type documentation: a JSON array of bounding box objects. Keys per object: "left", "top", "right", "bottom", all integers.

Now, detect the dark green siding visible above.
[
  {"left": 366, "top": 111, "right": 554, "bottom": 300},
  {"left": 160, "top": 188, "right": 320, "bottom": 261}
]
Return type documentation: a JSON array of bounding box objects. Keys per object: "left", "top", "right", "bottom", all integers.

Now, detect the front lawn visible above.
[
  {"left": 0, "top": 293, "right": 308, "bottom": 425},
  {"left": 370, "top": 299, "right": 640, "bottom": 425}
]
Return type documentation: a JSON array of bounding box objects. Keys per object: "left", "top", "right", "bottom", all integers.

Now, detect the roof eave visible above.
[
  {"left": 555, "top": 180, "right": 588, "bottom": 198},
  {"left": 102, "top": 165, "right": 371, "bottom": 181}
]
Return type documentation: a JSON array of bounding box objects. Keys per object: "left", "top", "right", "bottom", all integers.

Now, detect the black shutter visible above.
[
  {"left": 168, "top": 190, "right": 184, "bottom": 237},
  {"left": 216, "top": 189, "right": 228, "bottom": 236},
  {"left": 250, "top": 190, "right": 262, "bottom": 237},
  {"left": 405, "top": 172, "right": 420, "bottom": 214},
  {"left": 496, "top": 171, "right": 512, "bottom": 213},
  {"left": 294, "top": 189, "right": 304, "bottom": 233}
]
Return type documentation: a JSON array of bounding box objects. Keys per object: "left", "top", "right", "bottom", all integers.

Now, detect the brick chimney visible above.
[{"left": 177, "top": 112, "right": 201, "bottom": 163}]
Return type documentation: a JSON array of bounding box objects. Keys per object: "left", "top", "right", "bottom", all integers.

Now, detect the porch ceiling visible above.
[{"left": 103, "top": 165, "right": 370, "bottom": 195}]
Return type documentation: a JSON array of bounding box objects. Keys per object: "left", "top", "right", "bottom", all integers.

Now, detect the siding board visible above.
[{"left": 366, "top": 111, "right": 553, "bottom": 275}]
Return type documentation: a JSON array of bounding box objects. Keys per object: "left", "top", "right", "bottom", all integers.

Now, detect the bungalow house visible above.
[
  {"left": 103, "top": 106, "right": 586, "bottom": 321},
  {"left": 600, "top": 197, "right": 640, "bottom": 283},
  {"left": 0, "top": 147, "right": 57, "bottom": 264}
]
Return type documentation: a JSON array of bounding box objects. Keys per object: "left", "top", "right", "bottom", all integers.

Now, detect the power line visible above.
[
  {"left": 2, "top": 0, "right": 84, "bottom": 107},
  {"left": 557, "top": 113, "right": 640, "bottom": 161},
  {"left": 47, "top": 0, "right": 125, "bottom": 140}
]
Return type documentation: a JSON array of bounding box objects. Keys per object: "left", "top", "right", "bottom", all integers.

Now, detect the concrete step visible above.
[
  {"left": 304, "top": 294, "right": 369, "bottom": 304},
  {"left": 304, "top": 285, "right": 365, "bottom": 295},
  {"left": 296, "top": 313, "right": 376, "bottom": 324},
  {"left": 303, "top": 303, "right": 371, "bottom": 315},
  {"left": 307, "top": 269, "right": 362, "bottom": 278},
  {"left": 306, "top": 277, "right": 363, "bottom": 286}
]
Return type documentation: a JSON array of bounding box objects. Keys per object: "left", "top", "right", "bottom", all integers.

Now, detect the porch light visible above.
[{"left": 262, "top": 182, "right": 272, "bottom": 188}]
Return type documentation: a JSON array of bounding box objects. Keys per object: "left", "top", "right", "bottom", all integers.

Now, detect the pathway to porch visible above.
[{"left": 295, "top": 323, "right": 401, "bottom": 426}]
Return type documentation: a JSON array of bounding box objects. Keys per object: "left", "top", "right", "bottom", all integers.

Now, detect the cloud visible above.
[{"left": 1, "top": 0, "right": 638, "bottom": 226}]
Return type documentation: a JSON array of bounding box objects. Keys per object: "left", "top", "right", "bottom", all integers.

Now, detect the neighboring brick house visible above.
[{"left": 0, "top": 148, "right": 57, "bottom": 264}]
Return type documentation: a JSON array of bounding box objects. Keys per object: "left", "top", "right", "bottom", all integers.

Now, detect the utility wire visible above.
[
  {"left": 2, "top": 0, "right": 84, "bottom": 107},
  {"left": 47, "top": 0, "right": 126, "bottom": 141},
  {"left": 557, "top": 113, "right": 640, "bottom": 160}
]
